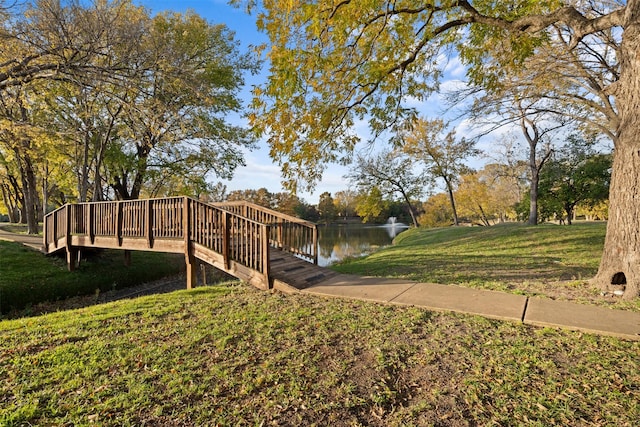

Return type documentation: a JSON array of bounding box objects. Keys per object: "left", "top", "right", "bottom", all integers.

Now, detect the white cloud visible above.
[{"left": 443, "top": 55, "right": 466, "bottom": 78}]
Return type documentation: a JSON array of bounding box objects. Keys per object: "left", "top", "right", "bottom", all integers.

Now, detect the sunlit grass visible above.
[{"left": 1, "top": 283, "right": 638, "bottom": 426}]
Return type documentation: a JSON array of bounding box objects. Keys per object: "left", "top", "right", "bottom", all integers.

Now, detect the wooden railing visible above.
[
  {"left": 188, "top": 199, "right": 270, "bottom": 278},
  {"left": 44, "top": 197, "right": 187, "bottom": 250},
  {"left": 214, "top": 201, "right": 318, "bottom": 264},
  {"left": 44, "top": 197, "right": 318, "bottom": 289}
]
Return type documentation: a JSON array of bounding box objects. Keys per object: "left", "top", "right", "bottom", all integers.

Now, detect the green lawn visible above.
[
  {"left": 335, "top": 222, "right": 604, "bottom": 283},
  {"left": 1, "top": 284, "right": 638, "bottom": 426}
]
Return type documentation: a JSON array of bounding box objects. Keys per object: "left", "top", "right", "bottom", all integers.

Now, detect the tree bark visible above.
[
  {"left": 593, "top": 0, "right": 640, "bottom": 299},
  {"left": 399, "top": 188, "right": 420, "bottom": 228},
  {"left": 15, "top": 145, "right": 40, "bottom": 234},
  {"left": 528, "top": 165, "right": 539, "bottom": 225},
  {"left": 444, "top": 177, "right": 459, "bottom": 226}
]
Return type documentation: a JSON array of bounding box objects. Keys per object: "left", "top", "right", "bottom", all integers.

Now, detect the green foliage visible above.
[
  {"left": 226, "top": 188, "right": 309, "bottom": 217},
  {"left": 251, "top": 0, "right": 593, "bottom": 191},
  {"left": 347, "top": 149, "right": 426, "bottom": 226},
  {"left": 333, "top": 189, "right": 358, "bottom": 218},
  {"left": 418, "top": 193, "right": 452, "bottom": 228},
  {"left": 538, "top": 135, "right": 612, "bottom": 223},
  {"left": 0, "top": 1, "right": 259, "bottom": 210},
  {"left": 460, "top": 5, "right": 554, "bottom": 89},
  {"left": 400, "top": 118, "right": 479, "bottom": 185},
  {"left": 317, "top": 191, "right": 337, "bottom": 224},
  {"left": 355, "top": 186, "right": 386, "bottom": 224}
]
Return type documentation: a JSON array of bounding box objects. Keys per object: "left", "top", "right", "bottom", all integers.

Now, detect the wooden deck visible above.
[
  {"left": 43, "top": 197, "right": 326, "bottom": 291},
  {"left": 270, "top": 250, "right": 339, "bottom": 291}
]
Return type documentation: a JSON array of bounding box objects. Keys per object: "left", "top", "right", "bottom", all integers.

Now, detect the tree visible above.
[
  {"left": 477, "top": 163, "right": 523, "bottom": 223},
  {"left": 109, "top": 11, "right": 258, "bottom": 200},
  {"left": 293, "top": 201, "right": 320, "bottom": 222},
  {"left": 346, "top": 150, "right": 426, "bottom": 227},
  {"left": 0, "top": 85, "right": 49, "bottom": 233},
  {"left": 455, "top": 173, "right": 493, "bottom": 226},
  {"left": 317, "top": 191, "right": 337, "bottom": 224},
  {"left": 273, "top": 192, "right": 304, "bottom": 216},
  {"left": 398, "top": 118, "right": 478, "bottom": 226},
  {"left": 44, "top": 79, "right": 126, "bottom": 202},
  {"left": 227, "top": 188, "right": 275, "bottom": 208},
  {"left": 539, "top": 135, "right": 612, "bottom": 225},
  {"left": 463, "top": 88, "right": 563, "bottom": 225},
  {"left": 419, "top": 193, "right": 453, "bottom": 228},
  {"left": 0, "top": 0, "right": 149, "bottom": 92},
  {"left": 252, "top": 1, "right": 640, "bottom": 298},
  {"left": 355, "top": 186, "right": 386, "bottom": 225},
  {"left": 334, "top": 189, "right": 358, "bottom": 219},
  {"left": 515, "top": 104, "right": 556, "bottom": 225}
]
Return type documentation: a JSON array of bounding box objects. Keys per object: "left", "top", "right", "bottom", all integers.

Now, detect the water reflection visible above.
[{"left": 317, "top": 223, "right": 409, "bottom": 267}]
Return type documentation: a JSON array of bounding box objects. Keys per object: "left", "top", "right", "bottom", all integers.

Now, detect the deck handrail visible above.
[
  {"left": 213, "top": 200, "right": 318, "bottom": 264},
  {"left": 43, "top": 197, "right": 318, "bottom": 289}
]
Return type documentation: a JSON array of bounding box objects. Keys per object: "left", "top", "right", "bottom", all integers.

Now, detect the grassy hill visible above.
[{"left": 334, "top": 222, "right": 640, "bottom": 311}]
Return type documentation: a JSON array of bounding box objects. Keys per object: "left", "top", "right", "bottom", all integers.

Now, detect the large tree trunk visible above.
[
  {"left": 593, "top": 2, "right": 640, "bottom": 299},
  {"left": 15, "top": 146, "right": 40, "bottom": 234}
]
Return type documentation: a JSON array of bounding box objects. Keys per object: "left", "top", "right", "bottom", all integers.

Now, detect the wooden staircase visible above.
[{"left": 43, "top": 197, "right": 326, "bottom": 291}]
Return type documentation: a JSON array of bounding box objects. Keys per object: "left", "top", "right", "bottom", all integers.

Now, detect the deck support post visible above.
[
  {"left": 312, "top": 225, "right": 318, "bottom": 265},
  {"left": 185, "top": 253, "right": 197, "bottom": 289},
  {"left": 124, "top": 250, "right": 132, "bottom": 267},
  {"left": 66, "top": 247, "right": 77, "bottom": 272},
  {"left": 222, "top": 211, "right": 230, "bottom": 269},
  {"left": 262, "top": 224, "right": 271, "bottom": 289},
  {"left": 145, "top": 199, "right": 154, "bottom": 248},
  {"left": 116, "top": 201, "right": 123, "bottom": 246}
]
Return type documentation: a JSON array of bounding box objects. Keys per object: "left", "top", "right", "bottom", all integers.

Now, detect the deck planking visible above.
[{"left": 269, "top": 249, "right": 339, "bottom": 291}]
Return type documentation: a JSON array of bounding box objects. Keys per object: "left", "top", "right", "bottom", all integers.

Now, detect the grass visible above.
[
  {"left": 1, "top": 221, "right": 639, "bottom": 425},
  {"left": 0, "top": 240, "right": 184, "bottom": 315},
  {"left": 1, "top": 284, "right": 638, "bottom": 426},
  {"left": 334, "top": 222, "right": 604, "bottom": 282},
  {"left": 333, "top": 222, "right": 640, "bottom": 311}
]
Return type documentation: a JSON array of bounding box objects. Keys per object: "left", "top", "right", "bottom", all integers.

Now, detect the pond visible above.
[{"left": 316, "top": 221, "right": 409, "bottom": 267}]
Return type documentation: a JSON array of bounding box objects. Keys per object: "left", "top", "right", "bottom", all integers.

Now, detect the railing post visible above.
[
  {"left": 51, "top": 211, "right": 57, "bottom": 249},
  {"left": 116, "top": 201, "right": 123, "bottom": 246},
  {"left": 222, "top": 211, "right": 230, "bottom": 270},
  {"left": 43, "top": 215, "right": 49, "bottom": 251},
  {"left": 88, "top": 203, "right": 95, "bottom": 244},
  {"left": 184, "top": 197, "right": 196, "bottom": 289},
  {"left": 262, "top": 224, "right": 271, "bottom": 289},
  {"left": 312, "top": 224, "right": 318, "bottom": 265},
  {"left": 146, "top": 199, "right": 153, "bottom": 248},
  {"left": 277, "top": 218, "right": 284, "bottom": 249},
  {"left": 65, "top": 204, "right": 76, "bottom": 271}
]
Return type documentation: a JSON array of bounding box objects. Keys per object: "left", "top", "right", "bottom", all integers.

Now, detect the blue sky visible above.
[{"left": 137, "top": 0, "right": 484, "bottom": 204}]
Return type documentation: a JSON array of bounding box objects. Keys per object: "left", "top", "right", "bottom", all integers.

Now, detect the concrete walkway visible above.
[
  {"left": 0, "top": 225, "right": 43, "bottom": 251},
  {"left": 2, "top": 226, "right": 639, "bottom": 340},
  {"left": 304, "top": 274, "right": 640, "bottom": 341}
]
